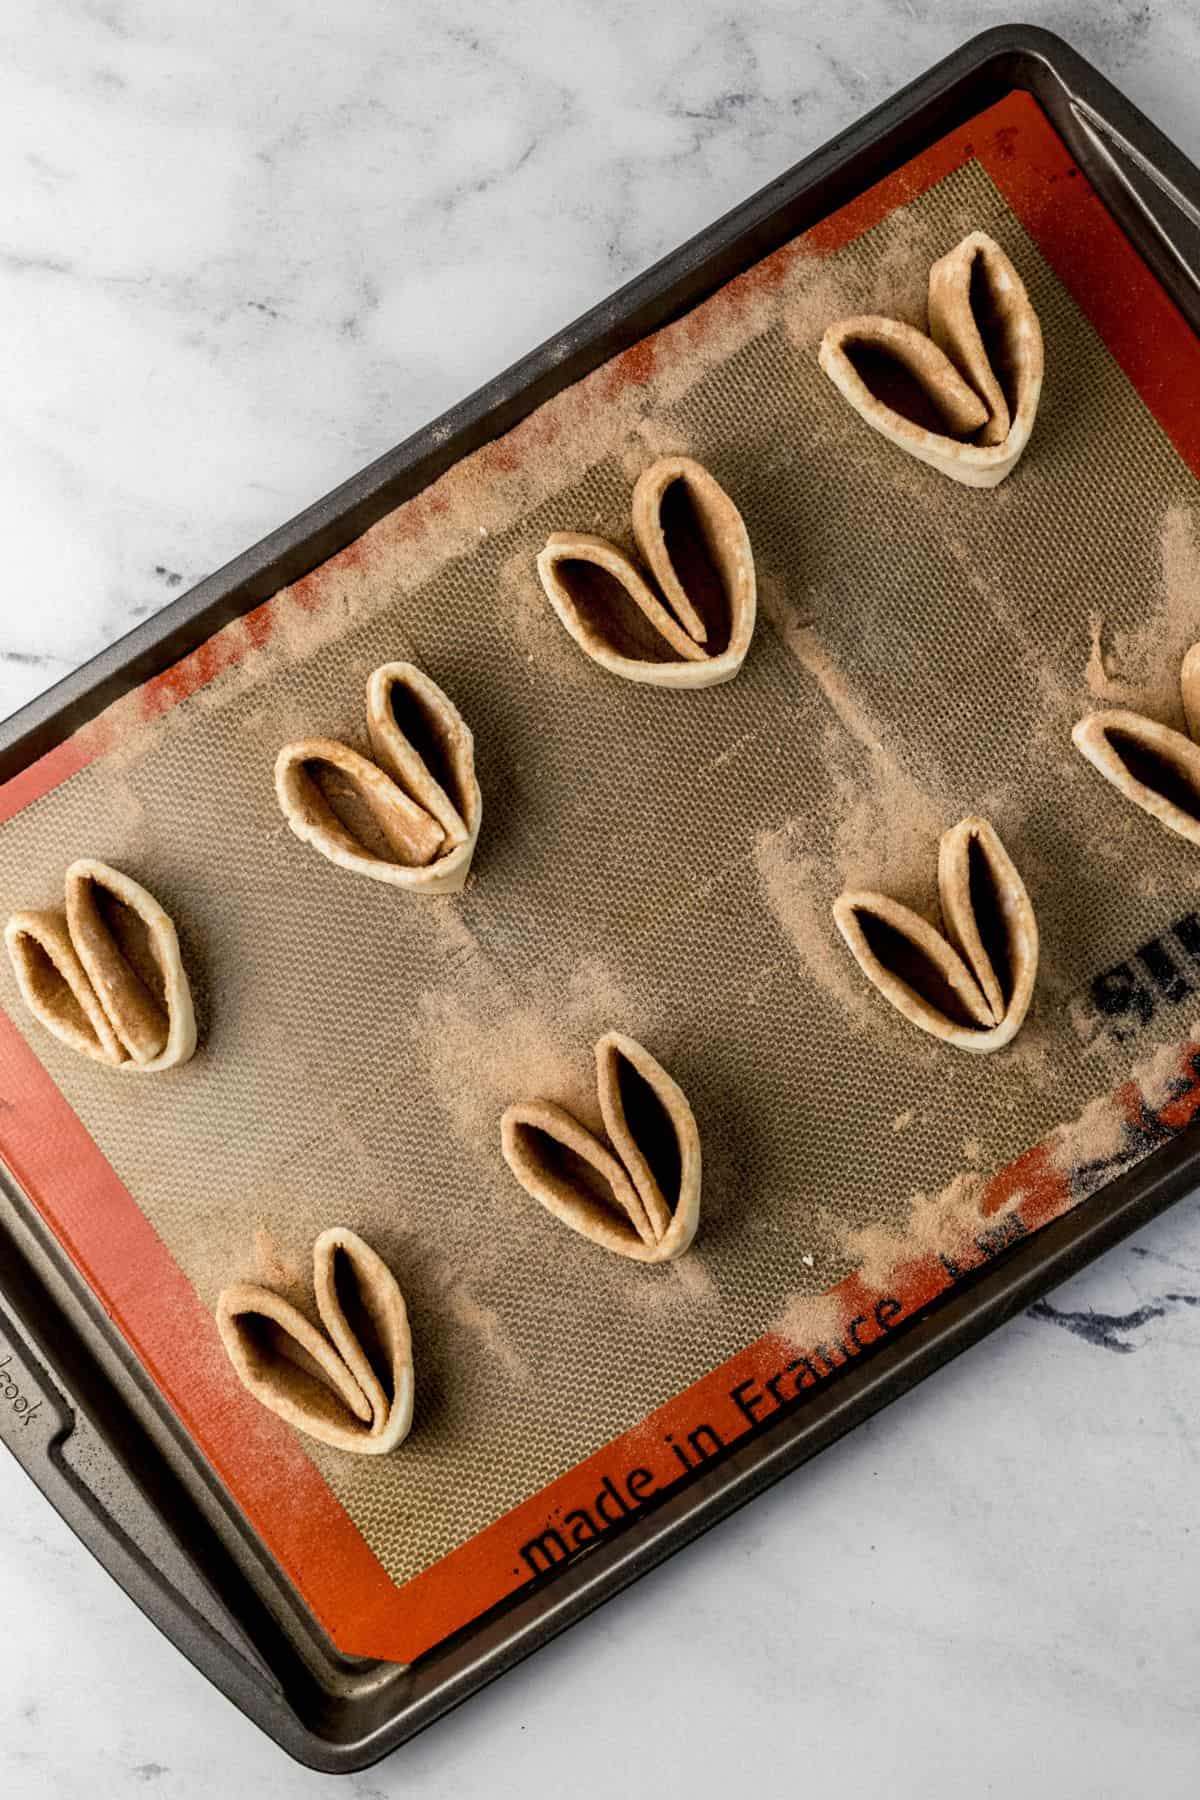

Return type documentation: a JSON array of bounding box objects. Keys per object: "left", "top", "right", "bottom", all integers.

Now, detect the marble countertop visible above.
[{"left": 3, "top": 1, "right": 1200, "bottom": 1794}]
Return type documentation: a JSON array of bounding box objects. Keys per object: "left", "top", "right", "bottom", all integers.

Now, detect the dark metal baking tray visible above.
[{"left": 2, "top": 23, "right": 1199, "bottom": 1773}]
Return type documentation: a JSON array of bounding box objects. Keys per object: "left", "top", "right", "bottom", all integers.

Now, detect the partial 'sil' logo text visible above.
[{"left": 1071, "top": 911, "right": 1200, "bottom": 1048}]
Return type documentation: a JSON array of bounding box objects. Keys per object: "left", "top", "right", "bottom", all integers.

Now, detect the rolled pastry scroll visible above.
[
  {"left": 833, "top": 816, "right": 1039, "bottom": 1053},
  {"left": 537, "top": 456, "right": 756, "bottom": 687},
  {"left": 819, "top": 231, "right": 1044, "bottom": 489},
  {"left": 502, "top": 1031, "right": 701, "bottom": 1261},
  {"left": 216, "top": 1227, "right": 414, "bottom": 1455},
  {"left": 5, "top": 859, "right": 196, "bottom": 1071}
]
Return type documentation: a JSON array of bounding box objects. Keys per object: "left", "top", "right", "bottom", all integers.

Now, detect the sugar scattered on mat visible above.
[
  {"left": 759, "top": 577, "right": 886, "bottom": 754},
  {"left": 1084, "top": 612, "right": 1142, "bottom": 707},
  {"left": 1046, "top": 1090, "right": 1127, "bottom": 1172},
  {"left": 753, "top": 823, "right": 885, "bottom": 1042},
  {"left": 407, "top": 944, "right": 650, "bottom": 1155},
  {"left": 778, "top": 199, "right": 960, "bottom": 357},
  {"left": 495, "top": 545, "right": 589, "bottom": 686},
  {"left": 830, "top": 741, "right": 947, "bottom": 906},
  {"left": 253, "top": 1227, "right": 306, "bottom": 1296},
  {"left": 834, "top": 1023, "right": 1200, "bottom": 1291},
  {"left": 773, "top": 1287, "right": 856, "bottom": 1352},
  {"left": 618, "top": 418, "right": 694, "bottom": 483},
  {"left": 444, "top": 1283, "right": 531, "bottom": 1386},
  {"left": 623, "top": 1248, "right": 723, "bottom": 1333},
  {"left": 1137, "top": 1029, "right": 1200, "bottom": 1111},
  {"left": 753, "top": 698, "right": 952, "bottom": 1050},
  {"left": 841, "top": 1170, "right": 990, "bottom": 1291},
  {"left": 1081, "top": 506, "right": 1200, "bottom": 725}
]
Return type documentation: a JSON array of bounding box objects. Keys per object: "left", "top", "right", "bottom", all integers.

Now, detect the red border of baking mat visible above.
[{"left": 3, "top": 89, "right": 1200, "bottom": 1663}]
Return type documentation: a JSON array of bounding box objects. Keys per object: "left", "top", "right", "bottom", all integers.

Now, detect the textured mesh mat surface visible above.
[{"left": 2, "top": 157, "right": 1199, "bottom": 1586}]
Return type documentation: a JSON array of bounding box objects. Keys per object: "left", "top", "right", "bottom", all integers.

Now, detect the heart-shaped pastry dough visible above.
[
  {"left": 501, "top": 1031, "right": 701, "bottom": 1261},
  {"left": 216, "top": 1227, "right": 414, "bottom": 1455},
  {"left": 1073, "top": 644, "right": 1200, "bottom": 846},
  {"left": 275, "top": 661, "right": 481, "bottom": 892},
  {"left": 833, "top": 816, "right": 1039, "bottom": 1052},
  {"left": 537, "top": 455, "right": 756, "bottom": 687},
  {"left": 5, "top": 859, "right": 197, "bottom": 1071},
  {"left": 819, "top": 231, "right": 1044, "bottom": 489}
]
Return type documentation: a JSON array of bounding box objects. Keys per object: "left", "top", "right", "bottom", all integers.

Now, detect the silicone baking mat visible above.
[{"left": 2, "top": 89, "right": 1200, "bottom": 1665}]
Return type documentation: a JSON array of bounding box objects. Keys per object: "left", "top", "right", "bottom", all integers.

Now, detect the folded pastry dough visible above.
[
  {"left": 5, "top": 859, "right": 196, "bottom": 1071},
  {"left": 276, "top": 661, "right": 481, "bottom": 891},
  {"left": 819, "top": 231, "right": 1044, "bottom": 488},
  {"left": 537, "top": 455, "right": 756, "bottom": 686},
  {"left": 1073, "top": 647, "right": 1200, "bottom": 847},
  {"left": 501, "top": 1031, "right": 701, "bottom": 1261},
  {"left": 216, "top": 1227, "right": 414, "bottom": 1455},
  {"left": 833, "top": 816, "right": 1039, "bottom": 1052}
]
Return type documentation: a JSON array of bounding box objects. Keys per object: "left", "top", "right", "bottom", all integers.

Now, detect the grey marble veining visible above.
[{"left": 2, "top": 1, "right": 1200, "bottom": 1794}]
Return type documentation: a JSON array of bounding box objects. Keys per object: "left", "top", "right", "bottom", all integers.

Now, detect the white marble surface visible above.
[{"left": 2, "top": 0, "right": 1200, "bottom": 1793}]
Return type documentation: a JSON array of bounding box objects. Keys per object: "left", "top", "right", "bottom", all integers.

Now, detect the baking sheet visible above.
[{"left": 3, "top": 88, "right": 1200, "bottom": 1665}]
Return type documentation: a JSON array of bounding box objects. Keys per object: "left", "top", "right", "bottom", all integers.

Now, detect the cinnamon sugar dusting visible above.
[
  {"left": 754, "top": 823, "right": 888, "bottom": 1042},
  {"left": 779, "top": 196, "right": 976, "bottom": 356},
  {"left": 830, "top": 743, "right": 947, "bottom": 905},
  {"left": 753, "top": 689, "right": 952, "bottom": 1046},
  {"left": 1084, "top": 611, "right": 1142, "bottom": 708},
  {"left": 252, "top": 1227, "right": 305, "bottom": 1297},
  {"left": 617, "top": 419, "right": 694, "bottom": 484},
  {"left": 752, "top": 732, "right": 955, "bottom": 1052},
  {"left": 835, "top": 1025, "right": 1200, "bottom": 1293},
  {"left": 773, "top": 1287, "right": 853, "bottom": 1352},
  {"left": 1046, "top": 1090, "right": 1127, "bottom": 1172},
  {"left": 759, "top": 575, "right": 885, "bottom": 754},
  {"left": 444, "top": 1284, "right": 531, "bottom": 1386},
  {"left": 1136, "top": 1031, "right": 1200, "bottom": 1112},
  {"left": 407, "top": 945, "right": 648, "bottom": 1154},
  {"left": 841, "top": 1170, "right": 991, "bottom": 1291},
  {"left": 1081, "top": 507, "right": 1200, "bottom": 725},
  {"left": 496, "top": 546, "right": 587, "bottom": 685}
]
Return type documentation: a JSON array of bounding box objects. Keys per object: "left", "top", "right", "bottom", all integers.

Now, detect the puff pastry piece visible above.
[
  {"left": 1073, "top": 646, "right": 1200, "bottom": 848},
  {"left": 537, "top": 456, "right": 756, "bottom": 687},
  {"left": 276, "top": 661, "right": 481, "bottom": 892},
  {"left": 833, "top": 816, "right": 1038, "bottom": 1052},
  {"left": 216, "top": 1227, "right": 414, "bottom": 1455},
  {"left": 819, "top": 231, "right": 1044, "bottom": 488},
  {"left": 5, "top": 860, "right": 196, "bottom": 1071},
  {"left": 501, "top": 1031, "right": 701, "bottom": 1261}
]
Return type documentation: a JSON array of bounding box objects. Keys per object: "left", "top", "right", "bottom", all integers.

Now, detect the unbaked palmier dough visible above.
[
  {"left": 833, "top": 816, "right": 1038, "bottom": 1053},
  {"left": 502, "top": 1031, "right": 701, "bottom": 1261},
  {"left": 216, "top": 1227, "right": 414, "bottom": 1455},
  {"left": 537, "top": 456, "right": 756, "bottom": 686},
  {"left": 5, "top": 859, "right": 196, "bottom": 1071},
  {"left": 276, "top": 661, "right": 481, "bottom": 892},
  {"left": 819, "top": 231, "right": 1044, "bottom": 488}
]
